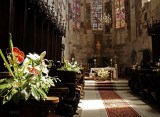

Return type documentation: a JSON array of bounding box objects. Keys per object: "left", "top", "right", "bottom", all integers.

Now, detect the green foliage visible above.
[
  {"left": 63, "top": 58, "right": 83, "bottom": 73},
  {"left": 0, "top": 49, "right": 14, "bottom": 77},
  {"left": 0, "top": 33, "right": 58, "bottom": 104}
]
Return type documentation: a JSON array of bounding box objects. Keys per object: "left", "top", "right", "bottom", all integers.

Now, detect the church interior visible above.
[{"left": 0, "top": 0, "right": 160, "bottom": 117}]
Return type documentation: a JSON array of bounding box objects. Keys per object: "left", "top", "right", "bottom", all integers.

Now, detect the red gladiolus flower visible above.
[
  {"left": 27, "top": 67, "right": 39, "bottom": 75},
  {"left": 130, "top": 64, "right": 133, "bottom": 68},
  {"left": 12, "top": 47, "right": 25, "bottom": 63}
]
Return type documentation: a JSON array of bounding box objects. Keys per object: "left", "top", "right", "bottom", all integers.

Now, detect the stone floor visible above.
[{"left": 73, "top": 78, "right": 160, "bottom": 117}]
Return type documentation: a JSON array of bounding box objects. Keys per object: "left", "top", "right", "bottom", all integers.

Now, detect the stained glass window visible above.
[
  {"left": 72, "top": 0, "right": 80, "bottom": 29},
  {"left": 93, "top": 0, "right": 103, "bottom": 30},
  {"left": 115, "top": 0, "right": 125, "bottom": 28}
]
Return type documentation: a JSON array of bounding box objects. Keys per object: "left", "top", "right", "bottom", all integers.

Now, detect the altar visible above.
[{"left": 90, "top": 67, "right": 118, "bottom": 80}]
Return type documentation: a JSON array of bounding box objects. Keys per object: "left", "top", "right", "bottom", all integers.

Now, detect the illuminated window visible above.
[
  {"left": 115, "top": 0, "right": 125, "bottom": 28},
  {"left": 93, "top": 0, "right": 103, "bottom": 30},
  {"left": 72, "top": 0, "right": 80, "bottom": 29}
]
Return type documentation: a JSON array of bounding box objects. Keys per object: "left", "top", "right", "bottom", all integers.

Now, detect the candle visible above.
[{"left": 115, "top": 64, "right": 117, "bottom": 69}]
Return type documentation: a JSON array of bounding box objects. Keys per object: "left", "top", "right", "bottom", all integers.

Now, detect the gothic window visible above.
[
  {"left": 115, "top": 0, "right": 125, "bottom": 28},
  {"left": 93, "top": 0, "right": 103, "bottom": 30},
  {"left": 72, "top": 0, "right": 80, "bottom": 29}
]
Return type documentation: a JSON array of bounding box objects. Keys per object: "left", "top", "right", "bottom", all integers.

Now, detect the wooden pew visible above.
[
  {"left": 53, "top": 70, "right": 82, "bottom": 114},
  {"left": 129, "top": 68, "right": 160, "bottom": 104},
  {"left": 0, "top": 97, "right": 59, "bottom": 117}
]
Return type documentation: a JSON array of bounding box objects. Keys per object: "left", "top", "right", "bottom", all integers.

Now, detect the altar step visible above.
[
  {"left": 84, "top": 79, "right": 130, "bottom": 91},
  {"left": 84, "top": 76, "right": 111, "bottom": 80},
  {"left": 84, "top": 87, "right": 114, "bottom": 90},
  {"left": 84, "top": 87, "right": 130, "bottom": 90}
]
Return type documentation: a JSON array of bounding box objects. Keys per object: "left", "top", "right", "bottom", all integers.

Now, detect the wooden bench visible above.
[
  {"left": 52, "top": 70, "right": 84, "bottom": 115},
  {"left": 0, "top": 96, "right": 59, "bottom": 117}
]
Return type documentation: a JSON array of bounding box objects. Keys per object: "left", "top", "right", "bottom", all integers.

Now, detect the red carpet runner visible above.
[{"left": 97, "top": 80, "right": 141, "bottom": 117}]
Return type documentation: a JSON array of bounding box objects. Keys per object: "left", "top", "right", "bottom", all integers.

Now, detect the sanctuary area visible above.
[{"left": 0, "top": 0, "right": 160, "bottom": 117}]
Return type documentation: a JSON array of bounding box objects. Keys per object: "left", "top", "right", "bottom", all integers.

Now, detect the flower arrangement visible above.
[
  {"left": 155, "top": 60, "right": 160, "bottom": 67},
  {"left": 96, "top": 69, "right": 109, "bottom": 79},
  {"left": 63, "top": 58, "right": 83, "bottom": 73},
  {"left": 130, "top": 63, "right": 141, "bottom": 70},
  {"left": 0, "top": 34, "right": 58, "bottom": 104},
  {"left": 152, "top": 61, "right": 160, "bottom": 76}
]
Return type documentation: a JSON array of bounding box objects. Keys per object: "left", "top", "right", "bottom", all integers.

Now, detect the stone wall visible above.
[
  {"left": 63, "top": 0, "right": 115, "bottom": 65},
  {"left": 62, "top": 0, "right": 159, "bottom": 75}
]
